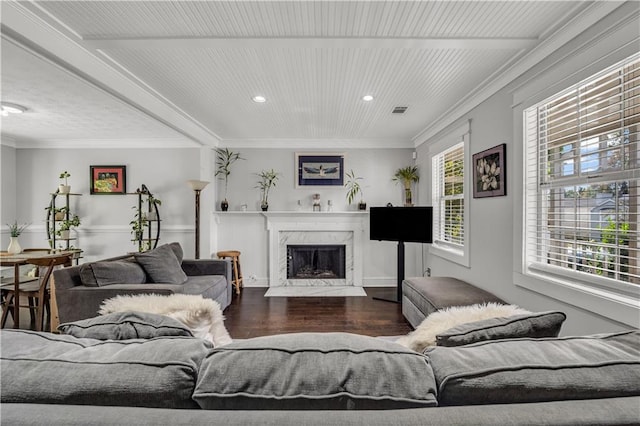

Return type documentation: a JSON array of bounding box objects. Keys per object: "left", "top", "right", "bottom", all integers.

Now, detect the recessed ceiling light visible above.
[
  {"left": 252, "top": 95, "right": 266, "bottom": 103},
  {"left": 362, "top": 95, "right": 374, "bottom": 102},
  {"left": 1, "top": 102, "right": 27, "bottom": 116}
]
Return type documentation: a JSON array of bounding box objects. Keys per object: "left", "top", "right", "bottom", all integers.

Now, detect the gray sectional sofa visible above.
[
  {"left": 1, "top": 310, "right": 639, "bottom": 425},
  {"left": 53, "top": 243, "right": 232, "bottom": 324}
]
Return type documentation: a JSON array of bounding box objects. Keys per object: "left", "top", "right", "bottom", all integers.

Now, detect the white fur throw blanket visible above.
[
  {"left": 395, "top": 302, "right": 530, "bottom": 352},
  {"left": 99, "top": 294, "right": 232, "bottom": 347}
]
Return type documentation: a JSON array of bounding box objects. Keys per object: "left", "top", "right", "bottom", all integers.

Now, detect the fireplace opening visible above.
[{"left": 287, "top": 244, "right": 346, "bottom": 279}]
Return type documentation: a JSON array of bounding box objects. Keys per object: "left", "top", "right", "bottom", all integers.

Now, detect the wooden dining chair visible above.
[{"left": 1, "top": 253, "right": 72, "bottom": 331}]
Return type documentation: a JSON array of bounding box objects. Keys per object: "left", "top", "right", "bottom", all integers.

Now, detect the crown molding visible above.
[
  {"left": 412, "top": 1, "right": 626, "bottom": 147},
  {"left": 221, "top": 138, "right": 413, "bottom": 149}
]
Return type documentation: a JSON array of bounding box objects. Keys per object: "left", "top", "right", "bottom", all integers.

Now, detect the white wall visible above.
[
  {"left": 2, "top": 144, "right": 420, "bottom": 285},
  {"left": 211, "top": 147, "right": 423, "bottom": 286},
  {"left": 1, "top": 144, "right": 18, "bottom": 248},
  {"left": 415, "top": 3, "right": 638, "bottom": 336},
  {"left": 214, "top": 148, "right": 417, "bottom": 212},
  {"left": 3, "top": 147, "right": 208, "bottom": 261}
]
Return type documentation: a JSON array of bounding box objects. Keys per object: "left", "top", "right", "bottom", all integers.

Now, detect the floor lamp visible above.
[{"left": 187, "top": 180, "right": 209, "bottom": 259}]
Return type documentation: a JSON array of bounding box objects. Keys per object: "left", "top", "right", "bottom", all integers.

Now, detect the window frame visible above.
[
  {"left": 517, "top": 53, "right": 640, "bottom": 326},
  {"left": 430, "top": 121, "right": 471, "bottom": 267}
]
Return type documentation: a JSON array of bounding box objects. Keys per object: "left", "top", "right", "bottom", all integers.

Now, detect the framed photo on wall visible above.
[
  {"left": 90, "top": 165, "right": 127, "bottom": 194},
  {"left": 472, "top": 144, "right": 506, "bottom": 198},
  {"left": 295, "top": 153, "right": 345, "bottom": 187}
]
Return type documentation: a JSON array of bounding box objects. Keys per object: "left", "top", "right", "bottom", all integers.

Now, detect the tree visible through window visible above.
[
  {"left": 524, "top": 54, "right": 639, "bottom": 287},
  {"left": 433, "top": 143, "right": 465, "bottom": 246}
]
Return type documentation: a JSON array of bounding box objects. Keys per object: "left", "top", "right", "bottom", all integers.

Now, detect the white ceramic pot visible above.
[{"left": 7, "top": 237, "right": 22, "bottom": 254}]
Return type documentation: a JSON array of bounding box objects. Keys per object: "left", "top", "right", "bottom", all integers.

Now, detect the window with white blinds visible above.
[
  {"left": 524, "top": 53, "right": 639, "bottom": 290},
  {"left": 432, "top": 142, "right": 465, "bottom": 247}
]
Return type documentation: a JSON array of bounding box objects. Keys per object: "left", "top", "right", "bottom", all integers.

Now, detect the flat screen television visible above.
[{"left": 369, "top": 206, "right": 433, "bottom": 243}]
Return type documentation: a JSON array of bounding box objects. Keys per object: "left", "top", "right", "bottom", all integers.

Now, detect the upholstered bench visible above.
[{"left": 402, "top": 277, "right": 506, "bottom": 328}]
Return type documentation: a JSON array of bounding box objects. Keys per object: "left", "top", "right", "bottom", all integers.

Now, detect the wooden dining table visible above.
[{"left": 0, "top": 249, "right": 75, "bottom": 329}]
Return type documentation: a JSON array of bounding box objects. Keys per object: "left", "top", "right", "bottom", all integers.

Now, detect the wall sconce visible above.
[{"left": 187, "top": 180, "right": 209, "bottom": 259}]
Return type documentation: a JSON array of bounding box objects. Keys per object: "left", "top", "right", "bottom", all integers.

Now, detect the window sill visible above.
[
  {"left": 513, "top": 270, "right": 640, "bottom": 327},
  {"left": 430, "top": 241, "right": 469, "bottom": 268}
]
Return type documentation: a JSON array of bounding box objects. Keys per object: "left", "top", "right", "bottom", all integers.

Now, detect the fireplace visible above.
[{"left": 287, "top": 245, "right": 346, "bottom": 280}]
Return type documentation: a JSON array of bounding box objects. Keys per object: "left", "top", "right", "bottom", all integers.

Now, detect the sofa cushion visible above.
[
  {"left": 436, "top": 311, "right": 566, "bottom": 347},
  {"left": 0, "top": 329, "right": 212, "bottom": 408},
  {"left": 79, "top": 260, "right": 146, "bottom": 287},
  {"left": 193, "top": 332, "right": 437, "bottom": 410},
  {"left": 134, "top": 244, "right": 187, "bottom": 284},
  {"left": 426, "top": 330, "right": 640, "bottom": 406},
  {"left": 58, "top": 311, "right": 194, "bottom": 340},
  {"left": 167, "top": 242, "right": 184, "bottom": 263}
]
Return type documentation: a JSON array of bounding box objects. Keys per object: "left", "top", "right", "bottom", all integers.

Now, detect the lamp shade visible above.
[{"left": 187, "top": 180, "right": 210, "bottom": 191}]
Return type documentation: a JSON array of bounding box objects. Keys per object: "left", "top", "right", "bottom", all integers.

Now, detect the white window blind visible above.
[
  {"left": 524, "top": 53, "right": 639, "bottom": 289},
  {"left": 433, "top": 142, "right": 465, "bottom": 246}
]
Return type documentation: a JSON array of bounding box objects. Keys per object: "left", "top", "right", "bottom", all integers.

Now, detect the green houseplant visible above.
[
  {"left": 59, "top": 171, "right": 71, "bottom": 194},
  {"left": 57, "top": 215, "right": 80, "bottom": 239},
  {"left": 393, "top": 165, "right": 419, "bottom": 206},
  {"left": 345, "top": 170, "right": 366, "bottom": 210},
  {"left": 255, "top": 169, "right": 279, "bottom": 211},
  {"left": 215, "top": 148, "right": 244, "bottom": 211}
]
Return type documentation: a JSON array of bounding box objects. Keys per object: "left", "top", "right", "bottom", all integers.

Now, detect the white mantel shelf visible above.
[{"left": 213, "top": 211, "right": 368, "bottom": 216}]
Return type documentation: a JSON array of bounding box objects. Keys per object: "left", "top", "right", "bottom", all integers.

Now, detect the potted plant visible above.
[
  {"left": 59, "top": 171, "right": 71, "bottom": 194},
  {"left": 130, "top": 207, "right": 149, "bottom": 252},
  {"left": 215, "top": 148, "right": 244, "bottom": 211},
  {"left": 6, "top": 221, "right": 29, "bottom": 254},
  {"left": 57, "top": 215, "right": 80, "bottom": 239},
  {"left": 146, "top": 195, "right": 162, "bottom": 220},
  {"left": 393, "top": 165, "right": 419, "bottom": 206},
  {"left": 345, "top": 169, "right": 366, "bottom": 210},
  {"left": 255, "top": 169, "right": 279, "bottom": 211}
]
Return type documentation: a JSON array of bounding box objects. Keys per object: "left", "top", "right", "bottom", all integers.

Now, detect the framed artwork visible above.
[
  {"left": 90, "top": 165, "right": 127, "bottom": 194},
  {"left": 473, "top": 144, "right": 506, "bottom": 198},
  {"left": 296, "top": 153, "right": 345, "bottom": 187}
]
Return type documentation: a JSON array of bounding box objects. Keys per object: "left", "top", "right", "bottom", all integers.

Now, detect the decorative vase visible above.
[
  {"left": 221, "top": 200, "right": 229, "bottom": 211},
  {"left": 404, "top": 187, "right": 413, "bottom": 207},
  {"left": 59, "top": 185, "right": 71, "bottom": 194},
  {"left": 7, "top": 237, "right": 22, "bottom": 255},
  {"left": 261, "top": 202, "right": 269, "bottom": 211},
  {"left": 60, "top": 230, "right": 70, "bottom": 240},
  {"left": 358, "top": 202, "right": 367, "bottom": 211}
]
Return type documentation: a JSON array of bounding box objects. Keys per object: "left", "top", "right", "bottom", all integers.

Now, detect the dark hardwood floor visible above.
[
  {"left": 224, "top": 287, "right": 412, "bottom": 339},
  {"left": 2, "top": 287, "right": 413, "bottom": 338}
]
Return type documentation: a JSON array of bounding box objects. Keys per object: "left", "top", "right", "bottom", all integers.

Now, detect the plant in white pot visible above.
[
  {"left": 215, "top": 148, "right": 244, "bottom": 211},
  {"left": 6, "top": 221, "right": 29, "bottom": 254},
  {"left": 255, "top": 169, "right": 279, "bottom": 211},
  {"left": 345, "top": 169, "right": 367, "bottom": 210},
  {"left": 58, "top": 171, "right": 71, "bottom": 194},
  {"left": 57, "top": 215, "right": 80, "bottom": 240}
]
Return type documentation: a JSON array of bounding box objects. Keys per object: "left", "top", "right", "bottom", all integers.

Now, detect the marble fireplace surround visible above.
[{"left": 266, "top": 212, "right": 366, "bottom": 287}]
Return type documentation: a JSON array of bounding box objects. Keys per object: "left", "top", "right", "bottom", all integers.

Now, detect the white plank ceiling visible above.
[{"left": 0, "top": 1, "right": 620, "bottom": 148}]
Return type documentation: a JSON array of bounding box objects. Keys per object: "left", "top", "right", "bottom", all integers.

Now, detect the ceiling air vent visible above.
[{"left": 392, "top": 106, "right": 408, "bottom": 114}]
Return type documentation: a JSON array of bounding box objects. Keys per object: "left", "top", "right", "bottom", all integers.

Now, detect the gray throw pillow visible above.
[
  {"left": 134, "top": 244, "right": 187, "bottom": 284},
  {"left": 58, "top": 311, "right": 193, "bottom": 340},
  {"left": 167, "top": 242, "right": 184, "bottom": 263},
  {"left": 1, "top": 329, "right": 212, "bottom": 408},
  {"left": 193, "top": 332, "right": 437, "bottom": 410},
  {"left": 426, "top": 330, "right": 640, "bottom": 406},
  {"left": 436, "top": 311, "right": 566, "bottom": 347},
  {"left": 79, "top": 260, "right": 146, "bottom": 287}
]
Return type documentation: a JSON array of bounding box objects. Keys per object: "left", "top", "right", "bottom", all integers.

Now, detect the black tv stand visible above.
[{"left": 373, "top": 241, "right": 405, "bottom": 305}]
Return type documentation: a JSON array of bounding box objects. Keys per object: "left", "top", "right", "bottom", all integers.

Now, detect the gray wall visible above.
[{"left": 414, "top": 3, "right": 638, "bottom": 336}]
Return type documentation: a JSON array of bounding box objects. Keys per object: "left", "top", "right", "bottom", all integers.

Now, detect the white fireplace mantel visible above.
[{"left": 264, "top": 212, "right": 367, "bottom": 287}]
